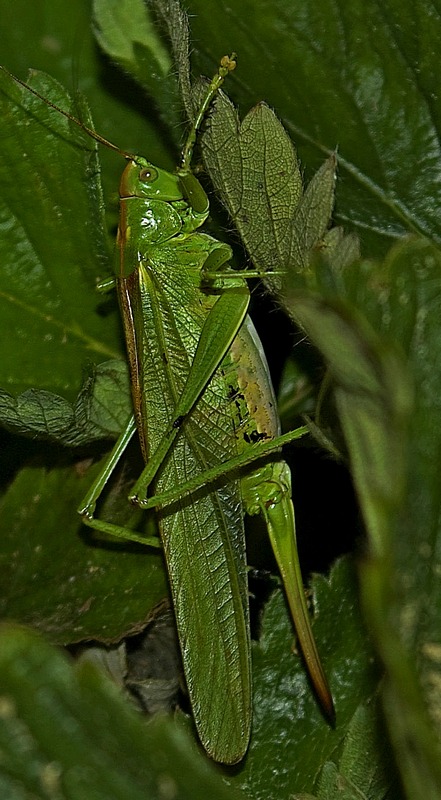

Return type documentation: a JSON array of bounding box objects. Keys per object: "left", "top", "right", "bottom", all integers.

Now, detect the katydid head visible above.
[
  {"left": 120, "top": 157, "right": 184, "bottom": 202},
  {"left": 121, "top": 156, "right": 210, "bottom": 232},
  {"left": 1, "top": 60, "right": 232, "bottom": 233}
]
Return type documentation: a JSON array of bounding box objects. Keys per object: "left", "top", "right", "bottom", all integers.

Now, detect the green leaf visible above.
[
  {"left": 199, "top": 95, "right": 357, "bottom": 295},
  {"left": 282, "top": 237, "right": 441, "bottom": 798},
  {"left": 228, "top": 558, "right": 395, "bottom": 799},
  {"left": 0, "top": 0, "right": 175, "bottom": 205},
  {"left": 183, "top": 0, "right": 441, "bottom": 257},
  {"left": 0, "top": 361, "right": 131, "bottom": 445},
  {"left": 288, "top": 287, "right": 411, "bottom": 554},
  {"left": 200, "top": 97, "right": 304, "bottom": 283},
  {"left": 92, "top": 0, "right": 182, "bottom": 140},
  {"left": 93, "top": 0, "right": 171, "bottom": 75},
  {"left": 0, "top": 624, "right": 245, "bottom": 799},
  {"left": 0, "top": 463, "right": 168, "bottom": 643},
  {"left": 0, "top": 68, "right": 120, "bottom": 398},
  {"left": 313, "top": 702, "right": 395, "bottom": 800}
]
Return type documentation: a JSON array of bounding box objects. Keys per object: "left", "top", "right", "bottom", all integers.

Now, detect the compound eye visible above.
[{"left": 139, "top": 166, "right": 158, "bottom": 182}]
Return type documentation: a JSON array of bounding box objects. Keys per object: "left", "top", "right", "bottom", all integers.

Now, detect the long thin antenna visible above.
[{"left": 0, "top": 65, "right": 134, "bottom": 160}]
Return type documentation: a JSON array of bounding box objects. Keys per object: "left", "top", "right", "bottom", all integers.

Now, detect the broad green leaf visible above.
[
  {"left": 92, "top": 0, "right": 182, "bottom": 139},
  {"left": 0, "top": 0, "right": 175, "bottom": 205},
  {"left": 199, "top": 95, "right": 358, "bottom": 295},
  {"left": 93, "top": 0, "right": 171, "bottom": 75},
  {"left": 0, "top": 361, "right": 130, "bottom": 445},
  {"left": 0, "top": 69, "right": 120, "bottom": 399},
  {"left": 311, "top": 702, "right": 396, "bottom": 800},
  {"left": 184, "top": 0, "right": 441, "bottom": 258},
  {"left": 289, "top": 288, "right": 411, "bottom": 556},
  {"left": 285, "top": 238, "right": 441, "bottom": 798},
  {"left": 227, "top": 558, "right": 394, "bottom": 799},
  {"left": 0, "top": 624, "right": 245, "bottom": 800},
  {"left": 0, "top": 463, "right": 168, "bottom": 643},
  {"left": 200, "top": 97, "right": 304, "bottom": 279}
]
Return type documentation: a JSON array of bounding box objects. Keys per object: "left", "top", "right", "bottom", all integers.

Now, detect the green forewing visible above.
[{"left": 122, "top": 231, "right": 251, "bottom": 763}]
